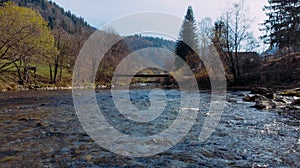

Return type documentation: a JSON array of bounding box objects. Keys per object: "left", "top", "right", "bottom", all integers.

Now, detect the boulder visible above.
[
  {"left": 252, "top": 100, "right": 274, "bottom": 109},
  {"left": 272, "top": 101, "right": 287, "bottom": 109},
  {"left": 250, "top": 87, "right": 271, "bottom": 95},
  {"left": 250, "top": 87, "right": 277, "bottom": 99},
  {"left": 292, "top": 97, "right": 300, "bottom": 105},
  {"left": 251, "top": 95, "right": 276, "bottom": 109},
  {"left": 275, "top": 97, "right": 293, "bottom": 104},
  {"left": 247, "top": 88, "right": 300, "bottom": 111},
  {"left": 264, "top": 93, "right": 276, "bottom": 99},
  {"left": 243, "top": 94, "right": 261, "bottom": 102}
]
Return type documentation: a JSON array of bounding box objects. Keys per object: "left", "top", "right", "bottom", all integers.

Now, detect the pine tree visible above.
[
  {"left": 262, "top": 0, "right": 300, "bottom": 53},
  {"left": 175, "top": 6, "right": 200, "bottom": 71}
]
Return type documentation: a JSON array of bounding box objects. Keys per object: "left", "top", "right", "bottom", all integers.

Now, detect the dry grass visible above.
[{"left": 0, "top": 82, "right": 18, "bottom": 91}]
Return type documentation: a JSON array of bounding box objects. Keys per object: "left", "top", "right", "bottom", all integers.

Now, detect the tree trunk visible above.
[
  {"left": 53, "top": 55, "right": 59, "bottom": 83},
  {"left": 14, "top": 61, "right": 23, "bottom": 85},
  {"left": 49, "top": 63, "right": 53, "bottom": 83},
  {"left": 59, "top": 54, "right": 65, "bottom": 82}
]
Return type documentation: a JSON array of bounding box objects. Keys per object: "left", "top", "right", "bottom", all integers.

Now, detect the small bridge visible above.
[{"left": 114, "top": 74, "right": 171, "bottom": 78}]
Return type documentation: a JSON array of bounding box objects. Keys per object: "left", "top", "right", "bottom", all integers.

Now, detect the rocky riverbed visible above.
[
  {"left": 0, "top": 90, "right": 299, "bottom": 167},
  {"left": 242, "top": 87, "right": 300, "bottom": 111}
]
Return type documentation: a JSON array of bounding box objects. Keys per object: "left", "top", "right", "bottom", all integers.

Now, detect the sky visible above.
[{"left": 50, "top": 0, "right": 269, "bottom": 52}]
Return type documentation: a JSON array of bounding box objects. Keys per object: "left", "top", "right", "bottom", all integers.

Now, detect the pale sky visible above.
[{"left": 50, "top": 0, "right": 269, "bottom": 51}]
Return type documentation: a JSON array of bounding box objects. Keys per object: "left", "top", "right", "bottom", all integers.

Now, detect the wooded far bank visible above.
[{"left": 0, "top": 0, "right": 299, "bottom": 91}]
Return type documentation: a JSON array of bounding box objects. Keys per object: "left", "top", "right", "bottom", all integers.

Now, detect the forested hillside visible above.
[{"left": 1, "top": 0, "right": 95, "bottom": 33}]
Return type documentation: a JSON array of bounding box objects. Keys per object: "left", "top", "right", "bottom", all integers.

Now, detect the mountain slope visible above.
[{"left": 1, "top": 0, "right": 96, "bottom": 33}]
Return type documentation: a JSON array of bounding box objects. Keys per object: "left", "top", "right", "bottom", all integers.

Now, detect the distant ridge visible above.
[{"left": 0, "top": 0, "right": 96, "bottom": 33}]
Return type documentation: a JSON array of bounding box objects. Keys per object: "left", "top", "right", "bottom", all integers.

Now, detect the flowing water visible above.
[{"left": 0, "top": 89, "right": 299, "bottom": 167}]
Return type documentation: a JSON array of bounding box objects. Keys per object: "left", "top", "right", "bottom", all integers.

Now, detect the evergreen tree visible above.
[
  {"left": 262, "top": 0, "right": 300, "bottom": 53},
  {"left": 175, "top": 6, "right": 200, "bottom": 71}
]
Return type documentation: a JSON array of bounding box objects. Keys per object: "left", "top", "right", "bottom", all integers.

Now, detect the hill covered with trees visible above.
[{"left": 1, "top": 0, "right": 94, "bottom": 33}]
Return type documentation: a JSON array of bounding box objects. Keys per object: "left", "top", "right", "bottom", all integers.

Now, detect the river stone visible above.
[
  {"left": 264, "top": 93, "right": 276, "bottom": 99},
  {"left": 243, "top": 94, "right": 261, "bottom": 102},
  {"left": 252, "top": 99, "right": 276, "bottom": 109},
  {"left": 243, "top": 95, "right": 255, "bottom": 102},
  {"left": 250, "top": 87, "right": 272, "bottom": 95},
  {"left": 273, "top": 101, "right": 286, "bottom": 109},
  {"left": 288, "top": 105, "right": 300, "bottom": 110},
  {"left": 292, "top": 97, "right": 300, "bottom": 105},
  {"left": 275, "top": 97, "right": 292, "bottom": 104}
]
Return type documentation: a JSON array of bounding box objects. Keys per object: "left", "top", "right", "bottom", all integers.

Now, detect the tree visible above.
[
  {"left": 175, "top": 6, "right": 201, "bottom": 72},
  {"left": 212, "top": 1, "right": 257, "bottom": 83},
  {"left": 261, "top": 0, "right": 300, "bottom": 53},
  {"left": 199, "top": 17, "right": 213, "bottom": 57},
  {"left": 0, "top": 2, "right": 57, "bottom": 84},
  {"left": 50, "top": 28, "right": 74, "bottom": 83}
]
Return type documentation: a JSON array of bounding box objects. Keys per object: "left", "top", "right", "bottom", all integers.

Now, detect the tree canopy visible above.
[
  {"left": 0, "top": 2, "right": 57, "bottom": 83},
  {"left": 262, "top": 0, "right": 300, "bottom": 52}
]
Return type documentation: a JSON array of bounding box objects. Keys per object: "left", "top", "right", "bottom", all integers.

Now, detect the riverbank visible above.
[{"left": 0, "top": 82, "right": 180, "bottom": 92}]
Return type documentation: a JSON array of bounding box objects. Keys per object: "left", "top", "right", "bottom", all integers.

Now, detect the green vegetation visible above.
[
  {"left": 0, "top": 0, "right": 95, "bottom": 88},
  {"left": 0, "top": 2, "right": 57, "bottom": 84}
]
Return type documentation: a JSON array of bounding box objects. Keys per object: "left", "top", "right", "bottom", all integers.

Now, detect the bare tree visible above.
[
  {"left": 199, "top": 17, "right": 213, "bottom": 58},
  {"left": 212, "top": 0, "right": 258, "bottom": 83},
  {"left": 51, "top": 28, "right": 73, "bottom": 83}
]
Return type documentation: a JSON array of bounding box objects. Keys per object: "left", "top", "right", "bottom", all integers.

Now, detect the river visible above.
[{"left": 0, "top": 89, "right": 299, "bottom": 167}]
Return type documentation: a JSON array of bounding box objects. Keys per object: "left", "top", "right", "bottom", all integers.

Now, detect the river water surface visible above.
[{"left": 0, "top": 90, "right": 299, "bottom": 167}]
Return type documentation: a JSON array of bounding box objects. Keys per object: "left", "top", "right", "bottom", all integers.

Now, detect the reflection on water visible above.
[{"left": 0, "top": 90, "right": 299, "bottom": 167}]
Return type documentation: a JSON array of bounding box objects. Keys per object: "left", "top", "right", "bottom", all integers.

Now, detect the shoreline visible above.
[
  {"left": 1, "top": 81, "right": 299, "bottom": 95},
  {"left": 0, "top": 84, "right": 299, "bottom": 92}
]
